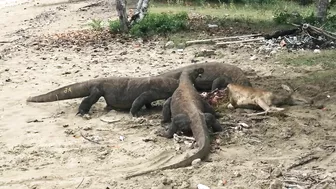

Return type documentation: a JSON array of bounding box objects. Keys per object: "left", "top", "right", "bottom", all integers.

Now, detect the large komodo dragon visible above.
[
  {"left": 125, "top": 68, "right": 223, "bottom": 179},
  {"left": 158, "top": 62, "right": 252, "bottom": 91},
  {"left": 26, "top": 76, "right": 179, "bottom": 117}
]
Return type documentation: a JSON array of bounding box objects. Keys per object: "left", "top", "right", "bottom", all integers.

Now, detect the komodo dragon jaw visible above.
[
  {"left": 188, "top": 68, "right": 204, "bottom": 82},
  {"left": 124, "top": 68, "right": 223, "bottom": 179}
]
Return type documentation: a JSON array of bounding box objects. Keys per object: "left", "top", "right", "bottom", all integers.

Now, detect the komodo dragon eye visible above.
[
  {"left": 198, "top": 68, "right": 204, "bottom": 74},
  {"left": 196, "top": 68, "right": 204, "bottom": 78}
]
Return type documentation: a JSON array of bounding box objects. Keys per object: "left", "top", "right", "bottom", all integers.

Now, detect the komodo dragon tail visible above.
[
  {"left": 124, "top": 114, "right": 210, "bottom": 179},
  {"left": 27, "top": 79, "right": 104, "bottom": 103}
]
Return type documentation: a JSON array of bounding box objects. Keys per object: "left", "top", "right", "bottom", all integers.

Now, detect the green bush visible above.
[
  {"left": 199, "top": 0, "right": 279, "bottom": 4},
  {"left": 323, "top": 14, "right": 336, "bottom": 31},
  {"left": 88, "top": 19, "right": 103, "bottom": 31},
  {"left": 273, "top": 10, "right": 336, "bottom": 31},
  {"left": 273, "top": 10, "right": 306, "bottom": 24},
  {"left": 108, "top": 12, "right": 189, "bottom": 37},
  {"left": 129, "top": 12, "right": 189, "bottom": 37},
  {"left": 108, "top": 20, "right": 121, "bottom": 33}
]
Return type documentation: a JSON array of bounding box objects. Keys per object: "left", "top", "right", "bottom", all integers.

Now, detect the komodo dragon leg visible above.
[
  {"left": 211, "top": 76, "right": 233, "bottom": 91},
  {"left": 201, "top": 99, "right": 222, "bottom": 118},
  {"left": 77, "top": 87, "right": 103, "bottom": 116},
  {"left": 158, "top": 113, "right": 222, "bottom": 138},
  {"left": 204, "top": 113, "right": 223, "bottom": 132},
  {"left": 161, "top": 97, "right": 172, "bottom": 124},
  {"left": 157, "top": 114, "right": 192, "bottom": 138},
  {"left": 145, "top": 103, "right": 153, "bottom": 109},
  {"left": 130, "top": 90, "right": 173, "bottom": 117}
]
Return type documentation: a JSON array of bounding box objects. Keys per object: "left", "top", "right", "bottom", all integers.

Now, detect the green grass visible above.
[
  {"left": 303, "top": 70, "right": 336, "bottom": 83},
  {"left": 278, "top": 50, "right": 336, "bottom": 69},
  {"left": 144, "top": 1, "right": 335, "bottom": 43},
  {"left": 149, "top": 1, "right": 336, "bottom": 32},
  {"left": 88, "top": 19, "right": 104, "bottom": 31},
  {"left": 292, "top": 69, "right": 336, "bottom": 94},
  {"left": 93, "top": 1, "right": 336, "bottom": 41},
  {"left": 149, "top": 1, "right": 332, "bottom": 22}
]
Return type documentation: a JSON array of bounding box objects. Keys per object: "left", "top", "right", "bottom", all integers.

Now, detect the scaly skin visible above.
[
  {"left": 158, "top": 62, "right": 252, "bottom": 91},
  {"left": 124, "top": 68, "right": 222, "bottom": 179},
  {"left": 27, "top": 76, "right": 179, "bottom": 117}
]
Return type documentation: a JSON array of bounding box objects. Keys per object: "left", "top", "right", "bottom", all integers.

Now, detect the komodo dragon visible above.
[
  {"left": 158, "top": 62, "right": 252, "bottom": 91},
  {"left": 124, "top": 68, "right": 222, "bottom": 179},
  {"left": 26, "top": 76, "right": 179, "bottom": 117}
]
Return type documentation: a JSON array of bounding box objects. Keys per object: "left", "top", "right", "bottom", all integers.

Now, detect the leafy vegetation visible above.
[
  {"left": 108, "top": 12, "right": 189, "bottom": 37},
  {"left": 108, "top": 19, "right": 121, "bottom": 33},
  {"left": 88, "top": 19, "right": 104, "bottom": 31},
  {"left": 91, "top": 0, "right": 336, "bottom": 37},
  {"left": 273, "top": 9, "right": 336, "bottom": 31}
]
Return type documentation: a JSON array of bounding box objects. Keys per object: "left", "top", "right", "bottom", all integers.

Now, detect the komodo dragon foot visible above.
[{"left": 157, "top": 113, "right": 223, "bottom": 138}]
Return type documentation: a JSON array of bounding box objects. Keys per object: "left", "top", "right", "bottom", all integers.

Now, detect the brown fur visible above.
[{"left": 226, "top": 83, "right": 310, "bottom": 115}]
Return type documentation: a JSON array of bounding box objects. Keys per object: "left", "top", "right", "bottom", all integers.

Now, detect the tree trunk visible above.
[
  {"left": 316, "top": 0, "right": 330, "bottom": 22},
  {"left": 130, "top": 0, "right": 150, "bottom": 26},
  {"left": 116, "top": 0, "right": 129, "bottom": 32},
  {"left": 115, "top": 0, "right": 151, "bottom": 33}
]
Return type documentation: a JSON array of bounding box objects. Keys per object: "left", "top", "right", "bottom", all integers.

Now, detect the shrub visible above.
[
  {"left": 130, "top": 12, "right": 189, "bottom": 37},
  {"left": 108, "top": 12, "right": 189, "bottom": 37},
  {"left": 88, "top": 19, "right": 103, "bottom": 31},
  {"left": 273, "top": 9, "right": 336, "bottom": 31},
  {"left": 108, "top": 19, "right": 121, "bottom": 33}
]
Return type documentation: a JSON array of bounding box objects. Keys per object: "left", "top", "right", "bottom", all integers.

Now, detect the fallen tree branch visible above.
[
  {"left": 75, "top": 177, "right": 85, "bottom": 189},
  {"left": 307, "top": 24, "right": 336, "bottom": 41},
  {"left": 287, "top": 155, "right": 319, "bottom": 170},
  {"left": 80, "top": 131, "right": 101, "bottom": 144},
  {"left": 78, "top": 1, "right": 103, "bottom": 11},
  {"left": 290, "top": 23, "right": 336, "bottom": 41},
  {"left": 264, "top": 28, "right": 301, "bottom": 39},
  {"left": 186, "top": 34, "right": 262, "bottom": 46},
  {"left": 0, "top": 40, "right": 14, "bottom": 43},
  {"left": 216, "top": 38, "right": 264, "bottom": 46}
]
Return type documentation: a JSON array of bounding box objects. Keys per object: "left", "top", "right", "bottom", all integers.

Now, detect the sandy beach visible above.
[{"left": 0, "top": 0, "right": 335, "bottom": 188}]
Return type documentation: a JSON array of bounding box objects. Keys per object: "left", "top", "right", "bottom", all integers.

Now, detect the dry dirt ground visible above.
[{"left": 1, "top": 0, "right": 336, "bottom": 189}]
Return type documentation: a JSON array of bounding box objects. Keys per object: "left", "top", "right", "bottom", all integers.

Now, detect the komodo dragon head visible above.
[{"left": 185, "top": 68, "right": 205, "bottom": 83}]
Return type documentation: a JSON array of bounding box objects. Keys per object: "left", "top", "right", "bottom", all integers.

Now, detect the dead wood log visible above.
[
  {"left": 185, "top": 34, "right": 262, "bottom": 46},
  {"left": 291, "top": 23, "right": 336, "bottom": 41},
  {"left": 286, "top": 154, "right": 319, "bottom": 170},
  {"left": 78, "top": 1, "right": 103, "bottom": 11},
  {"left": 216, "top": 38, "right": 264, "bottom": 47},
  {"left": 0, "top": 41, "right": 13, "bottom": 43},
  {"left": 264, "top": 28, "right": 301, "bottom": 39},
  {"left": 307, "top": 24, "right": 336, "bottom": 41}
]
